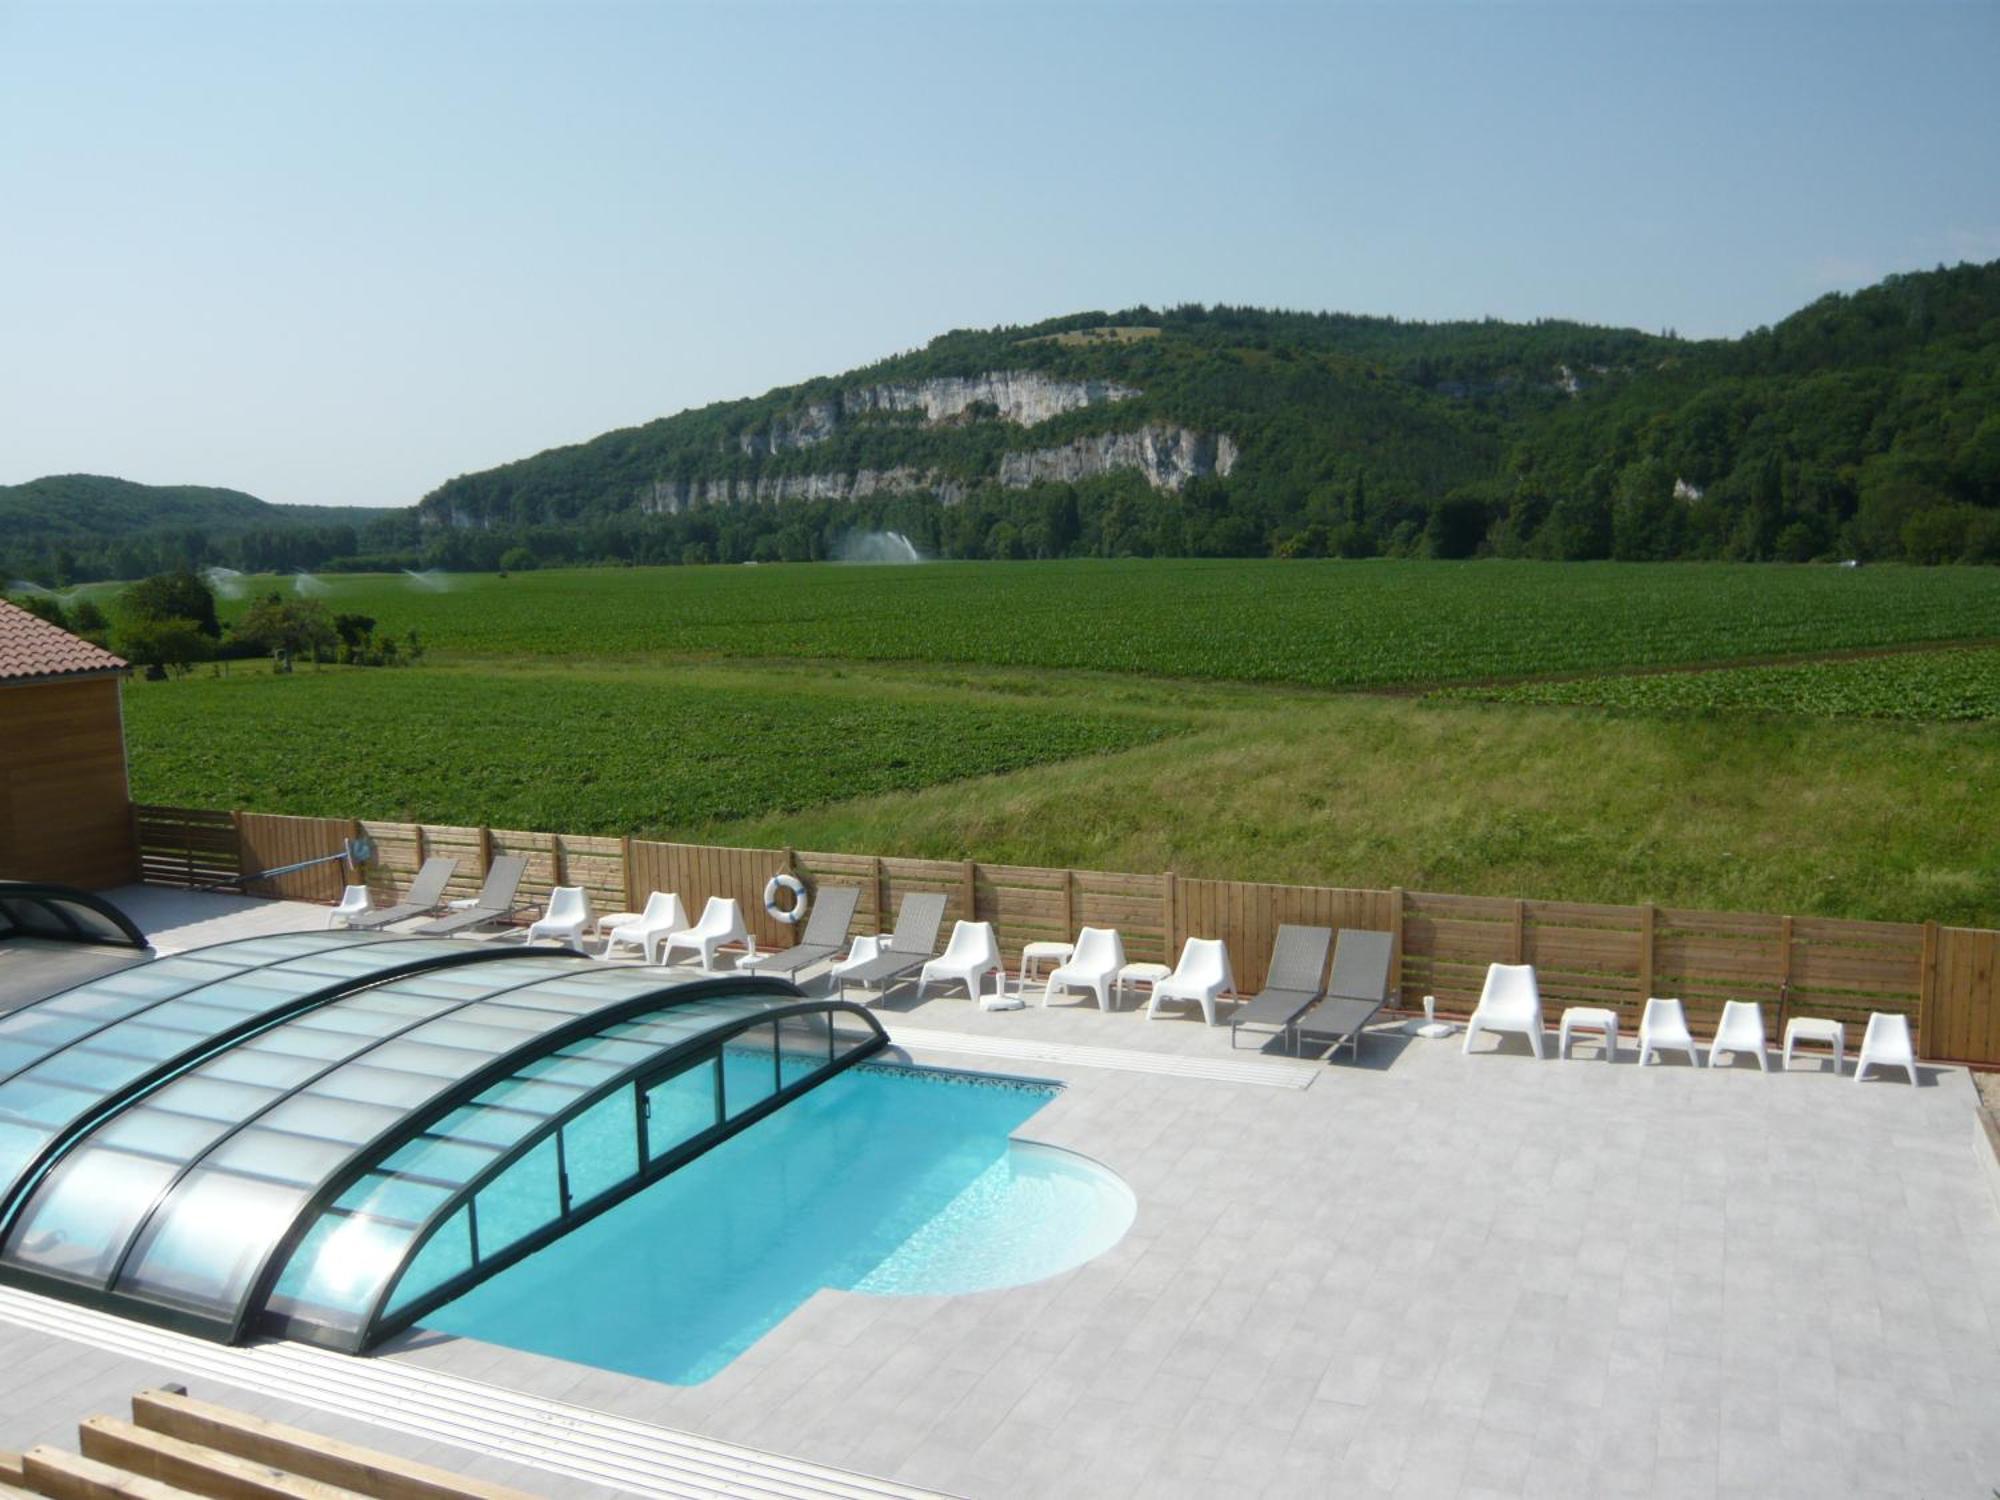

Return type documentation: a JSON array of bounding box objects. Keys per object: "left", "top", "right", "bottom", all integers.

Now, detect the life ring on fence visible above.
[{"left": 764, "top": 872, "right": 809, "bottom": 925}]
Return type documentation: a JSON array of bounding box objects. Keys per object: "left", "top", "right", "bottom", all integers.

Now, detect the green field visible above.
[
  {"left": 201, "top": 559, "right": 2000, "bottom": 686},
  {"left": 124, "top": 667, "right": 1176, "bottom": 832},
  {"left": 121, "top": 559, "right": 2000, "bottom": 927},
  {"left": 1442, "top": 646, "right": 2000, "bottom": 721}
]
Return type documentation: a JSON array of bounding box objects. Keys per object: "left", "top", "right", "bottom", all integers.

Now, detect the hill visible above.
[
  {"left": 7, "top": 261, "right": 1998, "bottom": 583},
  {"left": 412, "top": 260, "right": 2000, "bottom": 569},
  {"left": 0, "top": 475, "right": 405, "bottom": 584}
]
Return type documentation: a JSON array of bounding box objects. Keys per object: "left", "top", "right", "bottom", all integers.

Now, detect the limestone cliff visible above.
[
  {"left": 737, "top": 370, "right": 1138, "bottom": 456},
  {"left": 641, "top": 422, "right": 1234, "bottom": 515}
]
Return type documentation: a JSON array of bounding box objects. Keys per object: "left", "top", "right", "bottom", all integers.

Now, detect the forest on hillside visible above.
[{"left": 5, "top": 261, "right": 1996, "bottom": 583}]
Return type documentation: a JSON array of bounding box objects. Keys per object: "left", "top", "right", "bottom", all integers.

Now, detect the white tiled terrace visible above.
[{"left": 2, "top": 890, "right": 1996, "bottom": 1499}]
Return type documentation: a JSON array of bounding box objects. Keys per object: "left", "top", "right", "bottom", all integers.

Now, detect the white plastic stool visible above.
[
  {"left": 1558, "top": 1005, "right": 1619, "bottom": 1061},
  {"left": 1018, "top": 940, "right": 1074, "bottom": 998},
  {"left": 1781, "top": 1017, "right": 1845, "bottom": 1074}
]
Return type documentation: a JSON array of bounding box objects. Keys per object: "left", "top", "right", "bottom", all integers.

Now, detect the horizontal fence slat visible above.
[{"left": 127, "top": 805, "right": 2000, "bottom": 1065}]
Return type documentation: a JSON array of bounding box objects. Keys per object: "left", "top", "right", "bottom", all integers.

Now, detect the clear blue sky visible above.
[{"left": 2, "top": 0, "right": 1994, "bottom": 508}]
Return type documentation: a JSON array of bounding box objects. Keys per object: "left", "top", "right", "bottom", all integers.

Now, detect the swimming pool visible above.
[{"left": 416, "top": 1059, "right": 1134, "bottom": 1383}]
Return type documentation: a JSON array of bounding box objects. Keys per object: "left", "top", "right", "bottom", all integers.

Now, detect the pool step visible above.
[
  {"left": 885, "top": 1024, "right": 1318, "bottom": 1088},
  {"left": 0, "top": 1285, "right": 950, "bottom": 1500}
]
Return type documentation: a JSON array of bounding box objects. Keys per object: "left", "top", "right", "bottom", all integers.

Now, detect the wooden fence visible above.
[{"left": 129, "top": 804, "right": 2000, "bottom": 1068}]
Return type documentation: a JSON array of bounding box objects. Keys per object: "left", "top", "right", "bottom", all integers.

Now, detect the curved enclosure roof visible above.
[
  {"left": 0, "top": 931, "right": 524, "bottom": 1217},
  {"left": 0, "top": 883, "right": 153, "bottom": 1019},
  {"left": 0, "top": 935, "right": 885, "bottom": 1350},
  {"left": 0, "top": 883, "right": 148, "bottom": 951}
]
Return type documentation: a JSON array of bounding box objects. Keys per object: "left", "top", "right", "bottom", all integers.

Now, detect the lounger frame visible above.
[
  {"left": 1294, "top": 929, "right": 1396, "bottom": 1062},
  {"left": 739, "top": 885, "right": 863, "bottom": 979},
  {"left": 833, "top": 892, "right": 948, "bottom": 1003},
  {"left": 342, "top": 857, "right": 458, "bottom": 931},
  {"left": 1229, "top": 924, "right": 1333, "bottom": 1053},
  {"left": 412, "top": 855, "right": 532, "bottom": 937}
]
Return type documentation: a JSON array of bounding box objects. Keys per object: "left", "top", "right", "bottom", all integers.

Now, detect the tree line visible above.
[{"left": 5, "top": 260, "right": 1997, "bottom": 581}]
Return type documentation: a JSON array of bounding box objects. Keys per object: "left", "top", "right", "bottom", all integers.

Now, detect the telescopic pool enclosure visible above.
[{"left": 0, "top": 931, "right": 887, "bottom": 1351}]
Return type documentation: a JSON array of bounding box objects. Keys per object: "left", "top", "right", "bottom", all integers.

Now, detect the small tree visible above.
[
  {"left": 69, "top": 598, "right": 111, "bottom": 640},
  {"left": 121, "top": 570, "right": 220, "bottom": 638},
  {"left": 118, "top": 617, "right": 215, "bottom": 677},
  {"left": 230, "top": 595, "right": 338, "bottom": 666},
  {"left": 9, "top": 593, "right": 68, "bottom": 629}
]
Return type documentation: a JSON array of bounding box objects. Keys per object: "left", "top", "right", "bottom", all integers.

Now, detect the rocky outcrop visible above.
[
  {"left": 998, "top": 427, "right": 1235, "bottom": 491},
  {"left": 642, "top": 423, "right": 1235, "bottom": 515},
  {"left": 737, "top": 371, "right": 1138, "bottom": 455},
  {"left": 640, "top": 469, "right": 966, "bottom": 514}
]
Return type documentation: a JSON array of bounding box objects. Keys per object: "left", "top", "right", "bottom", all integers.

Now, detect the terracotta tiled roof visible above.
[{"left": 0, "top": 597, "right": 128, "bottom": 683}]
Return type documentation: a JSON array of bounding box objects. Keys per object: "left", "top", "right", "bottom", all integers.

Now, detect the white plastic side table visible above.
[
  {"left": 1558, "top": 1005, "right": 1620, "bottom": 1061},
  {"left": 1115, "top": 961, "right": 1173, "bottom": 1011},
  {"left": 1018, "top": 941, "right": 1074, "bottom": 998},
  {"left": 1782, "top": 1017, "right": 1845, "bottom": 1074}
]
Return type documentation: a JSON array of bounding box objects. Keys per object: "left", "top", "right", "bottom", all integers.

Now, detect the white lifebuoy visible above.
[{"left": 764, "top": 873, "right": 809, "bottom": 925}]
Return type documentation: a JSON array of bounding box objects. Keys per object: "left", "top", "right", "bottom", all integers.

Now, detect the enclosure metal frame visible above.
[
  {"left": 330, "top": 996, "right": 886, "bottom": 1351},
  {"left": 0, "top": 881, "right": 149, "bottom": 951},
  {"left": 0, "top": 938, "right": 592, "bottom": 1300}
]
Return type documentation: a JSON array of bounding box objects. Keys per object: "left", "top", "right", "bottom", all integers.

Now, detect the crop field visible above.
[
  {"left": 203, "top": 559, "right": 2000, "bottom": 688},
  {"left": 1440, "top": 646, "right": 2000, "bottom": 721},
  {"left": 122, "top": 668, "right": 1175, "bottom": 834},
  {"left": 115, "top": 559, "right": 2000, "bottom": 925}
]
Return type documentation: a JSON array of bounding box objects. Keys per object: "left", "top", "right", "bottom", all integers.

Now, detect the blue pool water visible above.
[{"left": 418, "top": 1061, "right": 1135, "bottom": 1384}]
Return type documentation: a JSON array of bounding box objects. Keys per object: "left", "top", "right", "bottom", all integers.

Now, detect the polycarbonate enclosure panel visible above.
[
  {"left": 0, "top": 934, "right": 469, "bottom": 1197},
  {"left": 0, "top": 936, "right": 874, "bottom": 1350},
  {"left": 47, "top": 958, "right": 736, "bottom": 1328},
  {"left": 274, "top": 989, "right": 876, "bottom": 1349}
]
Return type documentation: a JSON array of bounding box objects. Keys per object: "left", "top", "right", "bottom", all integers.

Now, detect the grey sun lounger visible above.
[
  {"left": 738, "top": 884, "right": 863, "bottom": 980},
  {"left": 833, "top": 891, "right": 948, "bottom": 1003},
  {"left": 1294, "top": 929, "right": 1396, "bottom": 1062},
  {"left": 343, "top": 856, "right": 458, "bottom": 930},
  {"left": 411, "top": 855, "right": 531, "bottom": 937},
  {"left": 1229, "top": 923, "right": 1334, "bottom": 1052}
]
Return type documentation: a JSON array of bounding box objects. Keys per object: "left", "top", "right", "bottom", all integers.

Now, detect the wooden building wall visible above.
[{"left": 0, "top": 676, "right": 138, "bottom": 889}]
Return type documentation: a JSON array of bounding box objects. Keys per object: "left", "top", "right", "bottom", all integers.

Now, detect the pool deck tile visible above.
[{"left": 2, "top": 901, "right": 1997, "bottom": 1498}]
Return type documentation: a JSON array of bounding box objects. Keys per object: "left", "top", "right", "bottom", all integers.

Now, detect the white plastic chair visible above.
[
  {"left": 602, "top": 891, "right": 688, "bottom": 963},
  {"left": 1707, "top": 1000, "right": 1770, "bottom": 1072},
  {"left": 1461, "top": 963, "right": 1545, "bottom": 1059},
  {"left": 525, "top": 886, "right": 591, "bottom": 952},
  {"left": 1146, "top": 938, "right": 1235, "bottom": 1026},
  {"left": 660, "top": 896, "right": 754, "bottom": 973},
  {"left": 1855, "top": 1011, "right": 1918, "bottom": 1085},
  {"left": 918, "top": 921, "right": 1005, "bottom": 1006},
  {"left": 827, "top": 934, "right": 886, "bottom": 995},
  {"left": 1042, "top": 926, "right": 1127, "bottom": 1012},
  {"left": 1637, "top": 997, "right": 1701, "bottom": 1067},
  {"left": 329, "top": 885, "right": 372, "bottom": 929}
]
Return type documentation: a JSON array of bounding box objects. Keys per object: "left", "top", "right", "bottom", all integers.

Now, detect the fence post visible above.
[
  {"left": 230, "top": 810, "right": 245, "bottom": 895},
  {"left": 961, "top": 860, "right": 976, "bottom": 924},
  {"left": 1063, "top": 869, "right": 1076, "bottom": 937},
  {"left": 1511, "top": 900, "right": 1525, "bottom": 964},
  {"left": 1918, "top": 918, "right": 1939, "bottom": 1055},
  {"left": 1161, "top": 871, "right": 1175, "bottom": 959},
  {"left": 1639, "top": 903, "right": 1656, "bottom": 1004},
  {"left": 621, "top": 836, "right": 635, "bottom": 909},
  {"left": 478, "top": 824, "right": 494, "bottom": 876},
  {"left": 873, "top": 856, "right": 886, "bottom": 929},
  {"left": 1777, "top": 914, "right": 1795, "bottom": 1028},
  {"left": 1390, "top": 886, "right": 1404, "bottom": 1006}
]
